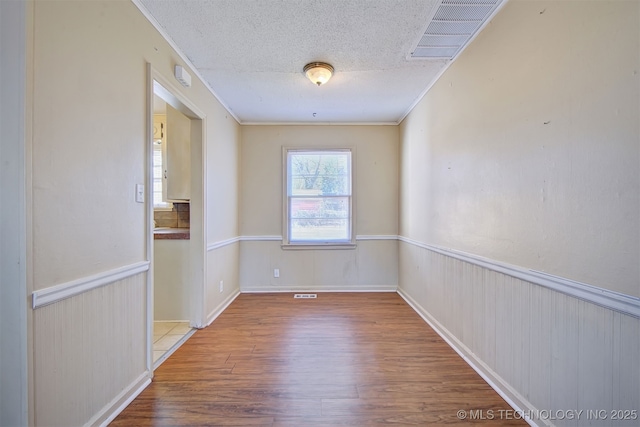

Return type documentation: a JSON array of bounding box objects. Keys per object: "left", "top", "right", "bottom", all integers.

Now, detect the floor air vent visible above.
[
  {"left": 411, "top": 0, "right": 504, "bottom": 59},
  {"left": 294, "top": 294, "right": 317, "bottom": 299}
]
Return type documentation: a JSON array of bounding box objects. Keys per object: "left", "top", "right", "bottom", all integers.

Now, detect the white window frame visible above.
[
  {"left": 282, "top": 147, "right": 356, "bottom": 249},
  {"left": 153, "top": 135, "right": 172, "bottom": 210}
]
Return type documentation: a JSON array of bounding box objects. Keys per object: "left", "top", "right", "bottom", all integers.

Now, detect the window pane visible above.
[
  {"left": 153, "top": 143, "right": 170, "bottom": 208},
  {"left": 289, "top": 152, "right": 350, "bottom": 196},
  {"left": 290, "top": 219, "right": 350, "bottom": 242},
  {"left": 290, "top": 197, "right": 349, "bottom": 219}
]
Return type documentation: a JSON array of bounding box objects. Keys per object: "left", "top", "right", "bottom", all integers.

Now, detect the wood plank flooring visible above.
[{"left": 111, "top": 293, "right": 526, "bottom": 426}]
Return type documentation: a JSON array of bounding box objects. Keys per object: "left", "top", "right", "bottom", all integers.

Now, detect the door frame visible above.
[
  {"left": 1, "top": 0, "right": 30, "bottom": 424},
  {"left": 145, "top": 64, "right": 207, "bottom": 372}
]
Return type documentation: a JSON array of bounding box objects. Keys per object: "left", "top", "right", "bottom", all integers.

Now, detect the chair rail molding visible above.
[
  {"left": 32, "top": 261, "right": 150, "bottom": 309},
  {"left": 398, "top": 235, "right": 640, "bottom": 318}
]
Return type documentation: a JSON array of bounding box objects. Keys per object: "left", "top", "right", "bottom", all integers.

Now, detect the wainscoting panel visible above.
[
  {"left": 33, "top": 272, "right": 147, "bottom": 426},
  {"left": 398, "top": 240, "right": 639, "bottom": 427}
]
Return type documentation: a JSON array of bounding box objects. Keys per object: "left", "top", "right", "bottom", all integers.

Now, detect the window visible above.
[
  {"left": 285, "top": 149, "right": 353, "bottom": 246},
  {"left": 153, "top": 137, "right": 171, "bottom": 209}
]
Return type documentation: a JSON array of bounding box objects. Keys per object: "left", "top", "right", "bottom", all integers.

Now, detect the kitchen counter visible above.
[{"left": 154, "top": 227, "right": 190, "bottom": 240}]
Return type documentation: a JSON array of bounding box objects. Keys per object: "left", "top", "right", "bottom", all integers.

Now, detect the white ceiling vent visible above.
[{"left": 411, "top": 0, "right": 503, "bottom": 59}]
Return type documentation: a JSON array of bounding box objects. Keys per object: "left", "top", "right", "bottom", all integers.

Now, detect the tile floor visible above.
[{"left": 153, "top": 321, "right": 192, "bottom": 365}]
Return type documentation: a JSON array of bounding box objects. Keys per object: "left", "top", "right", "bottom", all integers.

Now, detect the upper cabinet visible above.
[{"left": 165, "top": 105, "right": 191, "bottom": 201}]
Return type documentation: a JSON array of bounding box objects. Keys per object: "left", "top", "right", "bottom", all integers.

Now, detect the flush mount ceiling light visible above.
[{"left": 304, "top": 62, "right": 334, "bottom": 86}]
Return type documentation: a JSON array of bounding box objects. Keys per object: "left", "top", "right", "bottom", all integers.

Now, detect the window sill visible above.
[{"left": 281, "top": 243, "right": 357, "bottom": 250}]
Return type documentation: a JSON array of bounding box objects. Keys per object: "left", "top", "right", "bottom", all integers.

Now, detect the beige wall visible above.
[
  {"left": 32, "top": 0, "right": 148, "bottom": 287},
  {"left": 32, "top": 0, "right": 241, "bottom": 289},
  {"left": 28, "top": 0, "right": 241, "bottom": 424},
  {"left": 204, "top": 103, "right": 241, "bottom": 321},
  {"left": 400, "top": 0, "right": 639, "bottom": 297},
  {"left": 240, "top": 125, "right": 399, "bottom": 290},
  {"left": 399, "top": 0, "right": 640, "bottom": 424},
  {"left": 207, "top": 110, "right": 241, "bottom": 244},
  {"left": 154, "top": 240, "right": 190, "bottom": 321}
]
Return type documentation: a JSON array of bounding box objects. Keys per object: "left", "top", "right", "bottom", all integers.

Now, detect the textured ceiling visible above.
[{"left": 137, "top": 0, "right": 460, "bottom": 123}]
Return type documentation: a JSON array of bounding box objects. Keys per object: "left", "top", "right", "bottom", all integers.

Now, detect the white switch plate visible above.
[
  {"left": 135, "top": 184, "right": 144, "bottom": 203},
  {"left": 219, "top": 280, "right": 224, "bottom": 293},
  {"left": 274, "top": 269, "right": 280, "bottom": 278}
]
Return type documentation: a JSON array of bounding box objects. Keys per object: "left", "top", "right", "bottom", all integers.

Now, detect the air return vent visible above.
[
  {"left": 294, "top": 294, "right": 317, "bottom": 299},
  {"left": 411, "top": 0, "right": 503, "bottom": 59}
]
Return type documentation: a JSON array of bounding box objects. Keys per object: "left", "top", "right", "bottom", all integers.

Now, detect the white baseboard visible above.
[
  {"left": 205, "top": 289, "right": 241, "bottom": 327},
  {"left": 397, "top": 288, "right": 547, "bottom": 427},
  {"left": 154, "top": 319, "right": 190, "bottom": 323},
  {"left": 240, "top": 286, "right": 398, "bottom": 293},
  {"left": 91, "top": 371, "right": 151, "bottom": 427}
]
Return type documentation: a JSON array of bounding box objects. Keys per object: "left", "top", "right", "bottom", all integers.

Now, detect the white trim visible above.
[
  {"left": 207, "top": 235, "right": 400, "bottom": 252},
  {"left": 31, "top": 261, "right": 150, "bottom": 309},
  {"left": 153, "top": 319, "right": 190, "bottom": 324},
  {"left": 145, "top": 63, "right": 155, "bottom": 377},
  {"left": 131, "top": 0, "right": 240, "bottom": 124},
  {"left": 150, "top": 67, "right": 209, "bottom": 335},
  {"left": 397, "top": 289, "right": 542, "bottom": 427},
  {"left": 355, "top": 235, "right": 398, "bottom": 241},
  {"left": 1, "top": 0, "right": 29, "bottom": 424},
  {"left": 283, "top": 147, "right": 356, "bottom": 247},
  {"left": 281, "top": 243, "right": 357, "bottom": 251},
  {"left": 527, "top": 270, "right": 640, "bottom": 318},
  {"left": 237, "top": 235, "right": 398, "bottom": 243},
  {"left": 207, "top": 235, "right": 286, "bottom": 251},
  {"left": 240, "top": 235, "right": 282, "bottom": 241},
  {"left": 92, "top": 372, "right": 151, "bottom": 427},
  {"left": 204, "top": 289, "right": 241, "bottom": 327},
  {"left": 241, "top": 286, "right": 397, "bottom": 293},
  {"left": 398, "top": 236, "right": 640, "bottom": 319},
  {"left": 241, "top": 121, "right": 399, "bottom": 126},
  {"left": 207, "top": 236, "right": 241, "bottom": 251}
]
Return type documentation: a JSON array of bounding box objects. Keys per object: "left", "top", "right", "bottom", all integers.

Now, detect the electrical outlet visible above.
[
  {"left": 274, "top": 268, "right": 280, "bottom": 278},
  {"left": 219, "top": 280, "right": 224, "bottom": 293}
]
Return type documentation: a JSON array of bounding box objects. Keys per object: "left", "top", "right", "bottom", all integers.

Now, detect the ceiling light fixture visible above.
[{"left": 304, "top": 62, "right": 334, "bottom": 86}]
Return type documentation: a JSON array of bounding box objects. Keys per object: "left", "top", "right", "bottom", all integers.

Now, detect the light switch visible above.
[{"left": 135, "top": 184, "right": 144, "bottom": 203}]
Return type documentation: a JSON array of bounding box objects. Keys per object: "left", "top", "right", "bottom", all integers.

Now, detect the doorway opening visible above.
[{"left": 147, "top": 70, "right": 206, "bottom": 370}]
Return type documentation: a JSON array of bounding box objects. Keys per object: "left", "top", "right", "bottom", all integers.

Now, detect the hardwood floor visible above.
[{"left": 111, "top": 293, "right": 526, "bottom": 426}]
